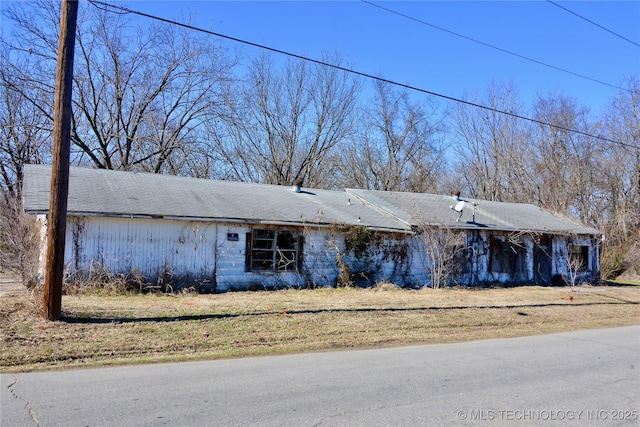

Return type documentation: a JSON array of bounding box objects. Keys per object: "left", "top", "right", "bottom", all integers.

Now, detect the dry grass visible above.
[{"left": 1, "top": 284, "right": 639, "bottom": 372}]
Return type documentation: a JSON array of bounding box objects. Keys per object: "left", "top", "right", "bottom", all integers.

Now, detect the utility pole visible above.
[{"left": 43, "top": 0, "right": 78, "bottom": 320}]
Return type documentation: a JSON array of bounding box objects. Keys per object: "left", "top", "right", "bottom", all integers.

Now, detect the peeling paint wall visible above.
[
  {"left": 335, "top": 230, "right": 414, "bottom": 287},
  {"left": 551, "top": 235, "right": 599, "bottom": 283},
  {"left": 57, "top": 216, "right": 344, "bottom": 292},
  {"left": 217, "top": 226, "right": 344, "bottom": 292},
  {"left": 63, "top": 216, "right": 218, "bottom": 291},
  {"left": 407, "top": 230, "right": 598, "bottom": 287},
  {"left": 40, "top": 215, "right": 599, "bottom": 291},
  {"left": 302, "top": 229, "right": 344, "bottom": 288},
  {"left": 35, "top": 214, "right": 48, "bottom": 279}
]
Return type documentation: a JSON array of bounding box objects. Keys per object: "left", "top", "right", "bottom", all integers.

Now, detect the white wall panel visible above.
[
  {"left": 52, "top": 215, "right": 598, "bottom": 291},
  {"left": 64, "top": 216, "right": 217, "bottom": 290}
]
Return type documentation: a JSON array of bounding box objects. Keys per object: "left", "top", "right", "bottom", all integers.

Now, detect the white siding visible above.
[
  {"left": 35, "top": 214, "right": 47, "bottom": 279},
  {"left": 552, "top": 235, "right": 597, "bottom": 282},
  {"left": 60, "top": 217, "right": 348, "bottom": 292},
  {"left": 215, "top": 226, "right": 341, "bottom": 291},
  {"left": 64, "top": 216, "right": 218, "bottom": 290},
  {"left": 43, "top": 215, "right": 599, "bottom": 291},
  {"left": 214, "top": 225, "right": 248, "bottom": 292},
  {"left": 301, "top": 229, "right": 342, "bottom": 288},
  {"left": 406, "top": 236, "right": 430, "bottom": 287}
]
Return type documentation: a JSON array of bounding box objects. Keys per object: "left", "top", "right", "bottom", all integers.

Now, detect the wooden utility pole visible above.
[{"left": 43, "top": 0, "right": 78, "bottom": 320}]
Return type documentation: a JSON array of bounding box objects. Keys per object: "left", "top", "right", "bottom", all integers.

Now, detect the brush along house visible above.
[{"left": 23, "top": 165, "right": 601, "bottom": 291}]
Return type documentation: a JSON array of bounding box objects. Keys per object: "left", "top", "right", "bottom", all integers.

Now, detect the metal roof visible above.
[{"left": 23, "top": 165, "right": 600, "bottom": 236}]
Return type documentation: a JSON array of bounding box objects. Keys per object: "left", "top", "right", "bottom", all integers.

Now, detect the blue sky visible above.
[
  {"left": 1, "top": 1, "right": 638, "bottom": 115},
  {"left": 124, "top": 0, "right": 640, "bottom": 117}
]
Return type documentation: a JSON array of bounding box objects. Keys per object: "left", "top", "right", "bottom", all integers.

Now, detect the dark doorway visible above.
[
  {"left": 489, "top": 237, "right": 528, "bottom": 282},
  {"left": 533, "top": 235, "right": 552, "bottom": 284}
]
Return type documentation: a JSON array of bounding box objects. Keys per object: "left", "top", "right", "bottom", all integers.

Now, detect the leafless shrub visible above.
[
  {"left": 0, "top": 287, "right": 43, "bottom": 326},
  {"left": 600, "top": 244, "right": 627, "bottom": 280},
  {"left": 335, "top": 253, "right": 354, "bottom": 287},
  {"left": 616, "top": 231, "right": 640, "bottom": 281},
  {"left": 64, "top": 264, "right": 151, "bottom": 296},
  {"left": 416, "top": 223, "right": 467, "bottom": 288},
  {"left": 154, "top": 261, "right": 176, "bottom": 293},
  {"left": 624, "top": 238, "right": 640, "bottom": 277},
  {"left": 600, "top": 229, "right": 640, "bottom": 281},
  {"left": 373, "top": 281, "right": 401, "bottom": 291},
  {"left": 0, "top": 195, "right": 41, "bottom": 288},
  {"left": 324, "top": 238, "right": 354, "bottom": 287},
  {"left": 563, "top": 253, "right": 582, "bottom": 290}
]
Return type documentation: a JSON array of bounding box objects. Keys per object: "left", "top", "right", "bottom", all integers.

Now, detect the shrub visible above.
[
  {"left": 600, "top": 244, "right": 627, "bottom": 280},
  {"left": 601, "top": 230, "right": 640, "bottom": 281},
  {"left": 0, "top": 195, "right": 41, "bottom": 288}
]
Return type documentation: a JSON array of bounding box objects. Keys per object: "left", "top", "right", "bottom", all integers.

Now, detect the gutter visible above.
[{"left": 25, "top": 210, "right": 412, "bottom": 235}]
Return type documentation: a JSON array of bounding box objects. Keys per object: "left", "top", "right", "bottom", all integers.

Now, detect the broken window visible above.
[
  {"left": 247, "top": 229, "right": 302, "bottom": 272},
  {"left": 569, "top": 245, "right": 589, "bottom": 271}
]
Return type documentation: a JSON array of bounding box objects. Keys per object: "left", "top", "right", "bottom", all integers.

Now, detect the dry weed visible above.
[{"left": 1, "top": 284, "right": 638, "bottom": 372}]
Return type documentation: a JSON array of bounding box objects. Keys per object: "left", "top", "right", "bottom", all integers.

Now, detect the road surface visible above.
[{"left": 2, "top": 326, "right": 638, "bottom": 426}]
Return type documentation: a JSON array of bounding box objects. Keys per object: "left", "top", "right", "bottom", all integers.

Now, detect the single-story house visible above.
[{"left": 23, "top": 165, "right": 602, "bottom": 291}]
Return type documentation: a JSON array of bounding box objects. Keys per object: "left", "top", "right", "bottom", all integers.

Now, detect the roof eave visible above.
[{"left": 26, "top": 210, "right": 412, "bottom": 234}]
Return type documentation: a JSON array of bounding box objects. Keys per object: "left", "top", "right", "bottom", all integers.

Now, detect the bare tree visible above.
[
  {"left": 0, "top": 47, "right": 49, "bottom": 287},
  {"left": 0, "top": 45, "right": 50, "bottom": 287},
  {"left": 415, "top": 223, "right": 467, "bottom": 288},
  {"left": 530, "top": 93, "right": 601, "bottom": 222},
  {"left": 209, "top": 53, "right": 360, "bottom": 187},
  {"left": 3, "top": 0, "right": 237, "bottom": 176},
  {"left": 332, "top": 80, "right": 445, "bottom": 192},
  {"left": 450, "top": 81, "right": 533, "bottom": 202},
  {"left": 600, "top": 76, "right": 640, "bottom": 244},
  {"left": 596, "top": 76, "right": 640, "bottom": 278},
  {"left": 0, "top": 55, "right": 50, "bottom": 201},
  {"left": 450, "top": 82, "right": 606, "bottom": 224},
  {"left": 0, "top": 196, "right": 41, "bottom": 287}
]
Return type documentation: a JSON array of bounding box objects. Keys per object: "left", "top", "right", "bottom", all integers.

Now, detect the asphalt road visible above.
[{"left": 2, "top": 326, "right": 639, "bottom": 426}]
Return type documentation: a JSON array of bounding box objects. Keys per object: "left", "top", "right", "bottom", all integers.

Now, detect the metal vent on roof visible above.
[{"left": 292, "top": 178, "right": 303, "bottom": 193}]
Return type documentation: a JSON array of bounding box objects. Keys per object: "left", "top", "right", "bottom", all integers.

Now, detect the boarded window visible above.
[
  {"left": 247, "top": 229, "right": 302, "bottom": 272},
  {"left": 489, "top": 237, "right": 527, "bottom": 278},
  {"left": 569, "top": 245, "right": 589, "bottom": 271}
]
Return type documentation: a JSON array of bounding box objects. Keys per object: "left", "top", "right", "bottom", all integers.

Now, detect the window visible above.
[
  {"left": 247, "top": 229, "right": 302, "bottom": 272},
  {"left": 569, "top": 245, "right": 589, "bottom": 271}
]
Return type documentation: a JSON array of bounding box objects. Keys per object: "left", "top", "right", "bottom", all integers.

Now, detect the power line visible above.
[
  {"left": 88, "top": 0, "right": 638, "bottom": 151},
  {"left": 547, "top": 0, "right": 640, "bottom": 48},
  {"left": 361, "top": 0, "right": 633, "bottom": 94}
]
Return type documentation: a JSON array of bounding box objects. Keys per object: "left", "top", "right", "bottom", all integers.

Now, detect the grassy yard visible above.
[{"left": 1, "top": 283, "right": 639, "bottom": 373}]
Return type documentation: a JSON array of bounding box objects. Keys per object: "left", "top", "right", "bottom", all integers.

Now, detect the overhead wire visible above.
[
  {"left": 547, "top": 0, "right": 640, "bottom": 48},
  {"left": 361, "top": 0, "right": 633, "bottom": 94},
  {"left": 87, "top": 0, "right": 638, "bottom": 151}
]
